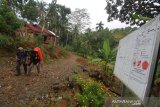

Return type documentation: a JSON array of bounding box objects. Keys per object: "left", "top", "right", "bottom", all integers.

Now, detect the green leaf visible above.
[
  {"left": 132, "top": 13, "right": 151, "bottom": 21},
  {"left": 139, "top": 15, "right": 152, "bottom": 21},
  {"left": 103, "top": 39, "right": 110, "bottom": 59}
]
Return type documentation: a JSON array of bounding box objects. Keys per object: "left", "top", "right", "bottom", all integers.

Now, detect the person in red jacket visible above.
[
  {"left": 27, "top": 48, "right": 41, "bottom": 75},
  {"left": 34, "top": 47, "right": 43, "bottom": 63}
]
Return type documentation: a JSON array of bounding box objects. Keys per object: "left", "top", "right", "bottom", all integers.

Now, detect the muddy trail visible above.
[
  {"left": 0, "top": 53, "right": 81, "bottom": 107},
  {"left": 0, "top": 52, "right": 119, "bottom": 107}
]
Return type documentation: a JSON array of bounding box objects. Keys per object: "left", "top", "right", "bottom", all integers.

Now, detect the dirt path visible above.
[{"left": 0, "top": 53, "right": 79, "bottom": 107}]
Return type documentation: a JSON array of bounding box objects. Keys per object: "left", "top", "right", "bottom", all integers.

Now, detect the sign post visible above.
[
  {"left": 119, "top": 83, "right": 126, "bottom": 107},
  {"left": 147, "top": 45, "right": 160, "bottom": 106},
  {"left": 114, "top": 15, "right": 160, "bottom": 106}
]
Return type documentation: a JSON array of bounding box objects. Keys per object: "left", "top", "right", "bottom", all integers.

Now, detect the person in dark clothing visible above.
[
  {"left": 15, "top": 47, "right": 28, "bottom": 76},
  {"left": 27, "top": 50, "right": 41, "bottom": 75}
]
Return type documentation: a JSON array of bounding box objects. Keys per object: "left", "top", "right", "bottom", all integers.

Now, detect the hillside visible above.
[{"left": 0, "top": 52, "right": 119, "bottom": 107}]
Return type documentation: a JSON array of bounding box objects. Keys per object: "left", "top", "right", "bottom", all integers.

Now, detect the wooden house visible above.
[{"left": 16, "top": 23, "right": 57, "bottom": 44}]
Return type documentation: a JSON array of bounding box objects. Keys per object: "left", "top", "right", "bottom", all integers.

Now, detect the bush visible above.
[
  {"left": 0, "top": 34, "right": 35, "bottom": 48},
  {"left": 39, "top": 45, "right": 51, "bottom": 63},
  {"left": 0, "top": 34, "right": 10, "bottom": 47},
  {"left": 61, "top": 46, "right": 68, "bottom": 57},
  {"left": 48, "top": 43, "right": 55, "bottom": 58},
  {"left": 11, "top": 36, "right": 35, "bottom": 49},
  {"left": 75, "top": 76, "right": 106, "bottom": 107},
  {"left": 64, "top": 45, "right": 73, "bottom": 51},
  {"left": 49, "top": 42, "right": 55, "bottom": 50},
  {"left": 34, "top": 35, "right": 44, "bottom": 46}
]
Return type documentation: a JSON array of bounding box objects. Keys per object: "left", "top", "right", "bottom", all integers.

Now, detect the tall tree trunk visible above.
[{"left": 65, "top": 33, "right": 68, "bottom": 46}]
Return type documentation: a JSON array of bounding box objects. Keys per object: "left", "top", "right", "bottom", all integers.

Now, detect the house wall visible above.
[
  {"left": 16, "top": 24, "right": 56, "bottom": 44},
  {"left": 44, "top": 36, "right": 56, "bottom": 44}
]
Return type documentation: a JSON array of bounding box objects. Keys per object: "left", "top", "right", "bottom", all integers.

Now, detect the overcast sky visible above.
[{"left": 44, "top": 0, "right": 129, "bottom": 30}]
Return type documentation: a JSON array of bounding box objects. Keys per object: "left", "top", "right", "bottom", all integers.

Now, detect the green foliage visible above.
[
  {"left": 132, "top": 14, "right": 152, "bottom": 21},
  {"left": 111, "top": 27, "right": 134, "bottom": 47},
  {"left": 88, "top": 57, "right": 106, "bottom": 69},
  {"left": 70, "top": 28, "right": 114, "bottom": 58},
  {"left": 48, "top": 42, "right": 55, "bottom": 50},
  {"left": 39, "top": 45, "right": 51, "bottom": 64},
  {"left": 156, "top": 60, "right": 160, "bottom": 77},
  {"left": 61, "top": 46, "right": 68, "bottom": 57},
  {"left": 21, "top": 0, "right": 39, "bottom": 22},
  {"left": 47, "top": 2, "right": 71, "bottom": 46},
  {"left": 69, "top": 27, "right": 133, "bottom": 60},
  {"left": 0, "top": 4, "right": 23, "bottom": 35},
  {"left": 103, "top": 39, "right": 110, "bottom": 59},
  {"left": 48, "top": 43, "right": 55, "bottom": 58},
  {"left": 96, "top": 21, "right": 104, "bottom": 32},
  {"left": 75, "top": 76, "right": 106, "bottom": 107},
  {"left": 104, "top": 48, "right": 117, "bottom": 68},
  {"left": 9, "top": 36, "right": 35, "bottom": 49},
  {"left": 0, "top": 34, "right": 31, "bottom": 48},
  {"left": 92, "top": 39, "right": 117, "bottom": 75},
  {"left": 37, "top": 1, "right": 47, "bottom": 24},
  {"left": 105, "top": 0, "right": 160, "bottom": 26},
  {"left": 0, "top": 34, "right": 10, "bottom": 47},
  {"left": 89, "top": 58, "right": 103, "bottom": 64},
  {"left": 34, "top": 35, "right": 44, "bottom": 46},
  {"left": 63, "top": 45, "right": 73, "bottom": 51}
]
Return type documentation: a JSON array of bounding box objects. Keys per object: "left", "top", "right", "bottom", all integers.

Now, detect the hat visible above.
[{"left": 18, "top": 47, "right": 23, "bottom": 50}]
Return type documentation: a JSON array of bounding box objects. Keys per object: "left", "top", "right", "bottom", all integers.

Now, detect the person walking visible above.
[
  {"left": 15, "top": 47, "right": 27, "bottom": 76},
  {"left": 27, "top": 48, "right": 41, "bottom": 75}
]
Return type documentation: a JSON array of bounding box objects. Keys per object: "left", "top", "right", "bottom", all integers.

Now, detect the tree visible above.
[
  {"left": 56, "top": 4, "right": 71, "bottom": 24},
  {"left": 0, "top": 4, "right": 23, "bottom": 35},
  {"left": 56, "top": 4, "right": 71, "bottom": 45},
  {"left": 68, "top": 8, "right": 91, "bottom": 33},
  {"left": 110, "top": 27, "right": 134, "bottom": 47},
  {"left": 96, "top": 21, "right": 104, "bottom": 32},
  {"left": 37, "top": 0, "right": 47, "bottom": 24},
  {"left": 10, "top": 0, "right": 29, "bottom": 16},
  {"left": 105, "top": 0, "right": 160, "bottom": 26},
  {"left": 47, "top": 0, "right": 58, "bottom": 31},
  {"left": 21, "top": 0, "right": 39, "bottom": 22},
  {"left": 46, "top": 1, "right": 71, "bottom": 46}
]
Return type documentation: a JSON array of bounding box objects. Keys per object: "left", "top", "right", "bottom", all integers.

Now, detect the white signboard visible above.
[{"left": 114, "top": 15, "right": 160, "bottom": 104}]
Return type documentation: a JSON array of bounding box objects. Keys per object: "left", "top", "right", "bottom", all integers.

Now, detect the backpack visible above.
[{"left": 34, "top": 47, "right": 43, "bottom": 62}]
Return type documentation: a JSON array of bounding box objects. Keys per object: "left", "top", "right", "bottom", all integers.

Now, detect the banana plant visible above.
[{"left": 102, "top": 39, "right": 117, "bottom": 75}]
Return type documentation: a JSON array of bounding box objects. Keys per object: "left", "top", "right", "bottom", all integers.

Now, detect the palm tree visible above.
[
  {"left": 46, "top": 2, "right": 71, "bottom": 45},
  {"left": 46, "top": 0, "right": 59, "bottom": 32},
  {"left": 96, "top": 21, "right": 104, "bottom": 32},
  {"left": 37, "top": 1, "right": 47, "bottom": 25}
]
